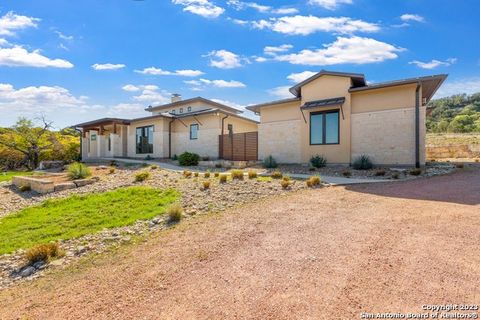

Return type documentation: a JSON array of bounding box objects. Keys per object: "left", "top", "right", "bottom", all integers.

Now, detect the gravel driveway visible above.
[{"left": 0, "top": 169, "right": 479, "bottom": 319}]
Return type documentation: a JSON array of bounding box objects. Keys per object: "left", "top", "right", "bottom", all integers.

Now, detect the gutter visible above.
[
  {"left": 168, "top": 118, "right": 175, "bottom": 159},
  {"left": 415, "top": 82, "right": 421, "bottom": 168},
  {"left": 220, "top": 114, "right": 229, "bottom": 159}
]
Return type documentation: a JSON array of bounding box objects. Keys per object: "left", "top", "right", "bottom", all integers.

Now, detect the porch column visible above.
[
  {"left": 81, "top": 131, "right": 88, "bottom": 160},
  {"left": 110, "top": 133, "right": 120, "bottom": 157}
]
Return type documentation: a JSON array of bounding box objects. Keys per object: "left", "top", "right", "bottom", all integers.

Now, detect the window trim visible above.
[
  {"left": 136, "top": 125, "right": 154, "bottom": 154},
  {"left": 309, "top": 109, "right": 340, "bottom": 145},
  {"left": 190, "top": 124, "right": 199, "bottom": 140},
  {"left": 187, "top": 106, "right": 192, "bottom": 112}
]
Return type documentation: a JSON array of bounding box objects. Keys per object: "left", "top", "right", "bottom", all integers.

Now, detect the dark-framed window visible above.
[
  {"left": 171, "top": 109, "right": 175, "bottom": 114},
  {"left": 310, "top": 110, "right": 339, "bottom": 145},
  {"left": 180, "top": 107, "right": 183, "bottom": 113},
  {"left": 136, "top": 125, "right": 154, "bottom": 154},
  {"left": 227, "top": 124, "right": 233, "bottom": 136},
  {"left": 190, "top": 124, "right": 199, "bottom": 140},
  {"left": 187, "top": 106, "right": 192, "bottom": 112}
]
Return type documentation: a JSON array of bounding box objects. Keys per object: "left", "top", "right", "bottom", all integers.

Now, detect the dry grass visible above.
[
  {"left": 280, "top": 180, "right": 290, "bottom": 189},
  {"left": 194, "top": 172, "right": 199, "bottom": 177},
  {"left": 202, "top": 180, "right": 211, "bottom": 190},
  {"left": 109, "top": 167, "right": 116, "bottom": 174},
  {"left": 167, "top": 203, "right": 183, "bottom": 223},
  {"left": 25, "top": 243, "right": 63, "bottom": 264},
  {"left": 409, "top": 168, "right": 422, "bottom": 176},
  {"left": 134, "top": 171, "right": 151, "bottom": 182},
  {"left": 231, "top": 170, "right": 244, "bottom": 180},
  {"left": 204, "top": 172, "right": 211, "bottom": 178},
  {"left": 375, "top": 169, "right": 386, "bottom": 176},
  {"left": 342, "top": 170, "right": 352, "bottom": 177},
  {"left": 183, "top": 170, "right": 192, "bottom": 178},
  {"left": 248, "top": 170, "right": 257, "bottom": 179},
  {"left": 214, "top": 172, "right": 220, "bottom": 178},
  {"left": 271, "top": 171, "right": 283, "bottom": 179},
  {"left": 219, "top": 174, "right": 228, "bottom": 183}
]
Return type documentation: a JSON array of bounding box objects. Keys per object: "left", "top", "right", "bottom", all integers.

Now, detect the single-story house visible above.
[
  {"left": 74, "top": 95, "right": 258, "bottom": 161},
  {"left": 247, "top": 70, "right": 447, "bottom": 167}
]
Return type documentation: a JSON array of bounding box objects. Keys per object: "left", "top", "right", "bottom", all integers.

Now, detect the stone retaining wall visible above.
[{"left": 426, "top": 144, "right": 480, "bottom": 159}]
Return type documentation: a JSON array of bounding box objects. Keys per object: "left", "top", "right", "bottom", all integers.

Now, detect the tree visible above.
[{"left": 0, "top": 117, "right": 55, "bottom": 170}]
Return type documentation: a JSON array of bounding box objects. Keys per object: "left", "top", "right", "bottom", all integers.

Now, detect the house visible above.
[
  {"left": 74, "top": 95, "right": 258, "bottom": 161},
  {"left": 246, "top": 70, "right": 447, "bottom": 167}
]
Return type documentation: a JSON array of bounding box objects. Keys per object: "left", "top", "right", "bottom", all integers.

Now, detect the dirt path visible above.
[{"left": 1, "top": 169, "right": 479, "bottom": 319}]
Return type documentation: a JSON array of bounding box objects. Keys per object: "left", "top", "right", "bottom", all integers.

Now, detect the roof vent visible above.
[{"left": 171, "top": 93, "right": 182, "bottom": 103}]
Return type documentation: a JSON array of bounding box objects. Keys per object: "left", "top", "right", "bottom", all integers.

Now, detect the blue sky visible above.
[{"left": 0, "top": 0, "right": 479, "bottom": 128}]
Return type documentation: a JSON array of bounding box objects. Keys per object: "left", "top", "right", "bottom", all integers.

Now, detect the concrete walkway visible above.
[{"left": 95, "top": 157, "right": 390, "bottom": 186}]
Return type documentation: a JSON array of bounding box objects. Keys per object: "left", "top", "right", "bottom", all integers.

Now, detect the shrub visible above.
[
  {"left": 26, "top": 243, "right": 62, "bottom": 264},
  {"left": 248, "top": 170, "right": 257, "bottom": 179},
  {"left": 109, "top": 167, "right": 116, "bottom": 174},
  {"left": 215, "top": 163, "right": 222, "bottom": 168},
  {"left": 219, "top": 174, "right": 228, "bottom": 183},
  {"left": 456, "top": 163, "right": 464, "bottom": 169},
  {"left": 150, "top": 165, "right": 158, "bottom": 170},
  {"left": 204, "top": 171, "right": 211, "bottom": 178},
  {"left": 67, "top": 162, "right": 91, "bottom": 180},
  {"left": 202, "top": 180, "right": 211, "bottom": 190},
  {"left": 172, "top": 154, "right": 178, "bottom": 160},
  {"left": 144, "top": 155, "right": 153, "bottom": 160},
  {"left": 342, "top": 170, "right": 352, "bottom": 177},
  {"left": 263, "top": 155, "right": 278, "bottom": 169},
  {"left": 231, "top": 169, "right": 244, "bottom": 180},
  {"left": 19, "top": 185, "right": 31, "bottom": 192},
  {"left": 310, "top": 155, "right": 327, "bottom": 168},
  {"left": 375, "top": 169, "right": 386, "bottom": 176},
  {"left": 183, "top": 170, "right": 192, "bottom": 178},
  {"left": 309, "top": 176, "right": 321, "bottom": 186},
  {"left": 214, "top": 172, "right": 220, "bottom": 177},
  {"left": 392, "top": 173, "right": 400, "bottom": 179},
  {"left": 178, "top": 152, "right": 200, "bottom": 166},
  {"left": 194, "top": 172, "right": 199, "bottom": 177},
  {"left": 166, "top": 203, "right": 183, "bottom": 223},
  {"left": 409, "top": 168, "right": 422, "bottom": 176},
  {"left": 352, "top": 155, "right": 373, "bottom": 170},
  {"left": 306, "top": 179, "right": 313, "bottom": 187},
  {"left": 282, "top": 175, "right": 291, "bottom": 182},
  {"left": 134, "top": 171, "right": 151, "bottom": 182},
  {"left": 308, "top": 167, "right": 316, "bottom": 172},
  {"left": 280, "top": 180, "right": 290, "bottom": 189},
  {"left": 271, "top": 171, "right": 282, "bottom": 179},
  {"left": 202, "top": 156, "right": 210, "bottom": 161}
]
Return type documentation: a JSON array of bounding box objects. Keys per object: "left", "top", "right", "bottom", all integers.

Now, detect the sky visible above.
[{"left": 0, "top": 0, "right": 479, "bottom": 128}]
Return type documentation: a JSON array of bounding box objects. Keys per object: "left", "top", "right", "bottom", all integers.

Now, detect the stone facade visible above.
[{"left": 258, "top": 120, "right": 302, "bottom": 163}]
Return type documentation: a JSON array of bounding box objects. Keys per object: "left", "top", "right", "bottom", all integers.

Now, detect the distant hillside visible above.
[{"left": 427, "top": 93, "right": 480, "bottom": 133}]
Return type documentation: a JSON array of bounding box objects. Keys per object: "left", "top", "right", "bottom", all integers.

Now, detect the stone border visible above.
[{"left": 12, "top": 175, "right": 98, "bottom": 194}]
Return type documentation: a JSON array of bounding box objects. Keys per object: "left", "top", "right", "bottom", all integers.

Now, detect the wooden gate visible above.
[{"left": 219, "top": 131, "right": 258, "bottom": 161}]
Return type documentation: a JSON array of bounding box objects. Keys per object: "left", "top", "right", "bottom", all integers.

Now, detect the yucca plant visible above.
[{"left": 67, "top": 162, "right": 91, "bottom": 180}]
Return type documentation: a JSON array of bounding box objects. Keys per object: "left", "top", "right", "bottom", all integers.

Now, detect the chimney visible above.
[{"left": 171, "top": 93, "right": 182, "bottom": 103}]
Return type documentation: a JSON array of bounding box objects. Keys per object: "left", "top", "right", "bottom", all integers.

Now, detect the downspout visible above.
[
  {"left": 220, "top": 114, "right": 229, "bottom": 159},
  {"left": 74, "top": 128, "right": 83, "bottom": 161},
  {"left": 415, "top": 82, "right": 421, "bottom": 168},
  {"left": 168, "top": 118, "right": 175, "bottom": 159}
]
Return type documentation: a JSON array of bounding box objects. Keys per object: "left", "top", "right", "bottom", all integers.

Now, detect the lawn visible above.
[
  {"left": 0, "top": 171, "right": 36, "bottom": 182},
  {"left": 0, "top": 186, "right": 179, "bottom": 254}
]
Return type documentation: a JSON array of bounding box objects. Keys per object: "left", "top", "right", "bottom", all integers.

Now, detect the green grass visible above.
[
  {"left": 0, "top": 186, "right": 179, "bottom": 254},
  {"left": 0, "top": 171, "right": 37, "bottom": 182}
]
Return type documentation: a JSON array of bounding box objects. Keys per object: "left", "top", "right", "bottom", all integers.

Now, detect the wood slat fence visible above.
[{"left": 219, "top": 131, "right": 258, "bottom": 161}]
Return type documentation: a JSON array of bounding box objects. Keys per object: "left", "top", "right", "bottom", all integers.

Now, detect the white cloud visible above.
[
  {"left": 54, "top": 31, "right": 73, "bottom": 41},
  {"left": 254, "top": 56, "right": 268, "bottom": 62},
  {"left": 206, "top": 50, "right": 243, "bottom": 69},
  {"left": 0, "top": 45, "right": 73, "bottom": 68},
  {"left": 251, "top": 15, "right": 380, "bottom": 36},
  {"left": 409, "top": 58, "right": 456, "bottom": 69},
  {"left": 132, "top": 88, "right": 170, "bottom": 105},
  {"left": 134, "top": 67, "right": 204, "bottom": 76},
  {"left": 0, "top": 38, "right": 9, "bottom": 46},
  {"left": 211, "top": 98, "right": 244, "bottom": 110},
  {"left": 122, "top": 84, "right": 159, "bottom": 92},
  {"left": 0, "top": 83, "right": 86, "bottom": 114},
  {"left": 0, "top": 11, "right": 39, "bottom": 36},
  {"left": 287, "top": 71, "right": 317, "bottom": 83},
  {"left": 434, "top": 78, "right": 480, "bottom": 98},
  {"left": 264, "top": 44, "right": 293, "bottom": 55},
  {"left": 275, "top": 36, "right": 403, "bottom": 66},
  {"left": 172, "top": 0, "right": 225, "bottom": 18},
  {"left": 92, "top": 63, "right": 125, "bottom": 70},
  {"left": 400, "top": 14, "right": 425, "bottom": 23},
  {"left": 268, "top": 86, "right": 293, "bottom": 99},
  {"left": 227, "top": 1, "right": 298, "bottom": 15},
  {"left": 308, "top": 0, "right": 353, "bottom": 10},
  {"left": 185, "top": 78, "right": 246, "bottom": 89}
]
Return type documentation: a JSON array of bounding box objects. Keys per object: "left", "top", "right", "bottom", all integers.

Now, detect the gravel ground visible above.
[{"left": 0, "top": 168, "right": 478, "bottom": 319}]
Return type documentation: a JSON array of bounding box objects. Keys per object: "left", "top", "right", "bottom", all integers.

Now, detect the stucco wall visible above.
[
  {"left": 351, "top": 107, "right": 426, "bottom": 166},
  {"left": 127, "top": 118, "right": 166, "bottom": 158},
  {"left": 351, "top": 84, "right": 417, "bottom": 113},
  {"left": 223, "top": 116, "right": 258, "bottom": 134}
]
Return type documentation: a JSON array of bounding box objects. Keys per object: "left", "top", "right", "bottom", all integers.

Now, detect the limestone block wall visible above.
[
  {"left": 351, "top": 107, "right": 426, "bottom": 166},
  {"left": 171, "top": 128, "right": 219, "bottom": 158},
  {"left": 127, "top": 119, "right": 166, "bottom": 158},
  {"left": 258, "top": 120, "right": 302, "bottom": 163}
]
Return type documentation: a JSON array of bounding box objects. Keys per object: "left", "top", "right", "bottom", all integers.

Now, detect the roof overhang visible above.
[
  {"left": 246, "top": 97, "right": 301, "bottom": 113},
  {"left": 146, "top": 97, "right": 243, "bottom": 114},
  {"left": 349, "top": 74, "right": 448, "bottom": 104},
  {"left": 72, "top": 118, "right": 131, "bottom": 129},
  {"left": 300, "top": 97, "right": 345, "bottom": 110}
]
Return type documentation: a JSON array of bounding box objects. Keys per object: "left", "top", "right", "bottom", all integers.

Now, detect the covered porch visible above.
[{"left": 74, "top": 118, "right": 130, "bottom": 160}]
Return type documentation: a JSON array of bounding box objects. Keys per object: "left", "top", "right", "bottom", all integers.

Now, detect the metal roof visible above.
[
  {"left": 246, "top": 97, "right": 301, "bottom": 113},
  {"left": 301, "top": 97, "right": 345, "bottom": 110},
  {"left": 145, "top": 97, "right": 243, "bottom": 114},
  {"left": 72, "top": 118, "right": 131, "bottom": 128}
]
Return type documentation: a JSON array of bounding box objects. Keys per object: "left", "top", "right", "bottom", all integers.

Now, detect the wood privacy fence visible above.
[{"left": 219, "top": 131, "right": 258, "bottom": 161}]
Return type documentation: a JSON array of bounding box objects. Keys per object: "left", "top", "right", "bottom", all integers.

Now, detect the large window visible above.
[
  {"left": 310, "top": 110, "right": 339, "bottom": 145},
  {"left": 190, "top": 124, "right": 199, "bottom": 140},
  {"left": 136, "top": 125, "right": 154, "bottom": 154}
]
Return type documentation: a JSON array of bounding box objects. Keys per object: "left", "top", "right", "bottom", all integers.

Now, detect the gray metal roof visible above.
[
  {"left": 301, "top": 97, "right": 345, "bottom": 110},
  {"left": 245, "top": 97, "right": 301, "bottom": 113},
  {"left": 145, "top": 97, "right": 243, "bottom": 114}
]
